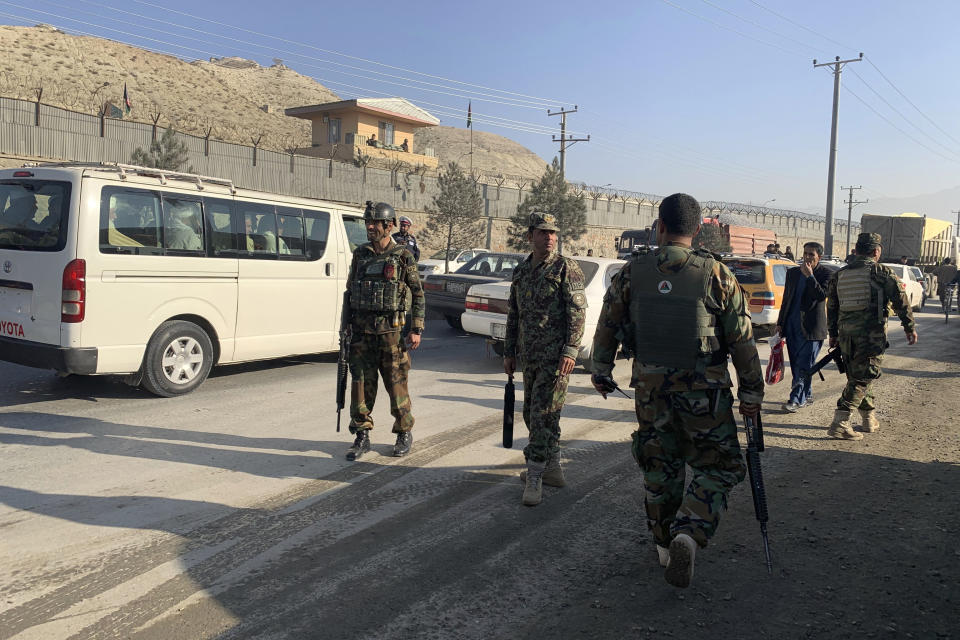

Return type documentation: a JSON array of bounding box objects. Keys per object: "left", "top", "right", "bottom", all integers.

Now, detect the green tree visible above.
[
  {"left": 130, "top": 128, "right": 194, "bottom": 172},
  {"left": 421, "top": 162, "right": 485, "bottom": 272},
  {"left": 507, "top": 157, "right": 586, "bottom": 253},
  {"left": 693, "top": 222, "right": 732, "bottom": 253}
]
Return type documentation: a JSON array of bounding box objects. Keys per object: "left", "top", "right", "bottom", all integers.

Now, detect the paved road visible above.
[{"left": 1, "top": 306, "right": 957, "bottom": 639}]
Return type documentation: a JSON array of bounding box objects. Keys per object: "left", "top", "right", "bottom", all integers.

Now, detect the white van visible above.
[{"left": 0, "top": 162, "right": 367, "bottom": 396}]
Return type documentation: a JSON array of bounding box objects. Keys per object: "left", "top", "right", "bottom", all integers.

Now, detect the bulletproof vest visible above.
[
  {"left": 835, "top": 264, "right": 873, "bottom": 312},
  {"left": 350, "top": 245, "right": 408, "bottom": 313},
  {"left": 630, "top": 249, "right": 721, "bottom": 369}
]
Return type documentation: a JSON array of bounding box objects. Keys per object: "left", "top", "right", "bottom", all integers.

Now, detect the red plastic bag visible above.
[{"left": 765, "top": 335, "right": 785, "bottom": 385}]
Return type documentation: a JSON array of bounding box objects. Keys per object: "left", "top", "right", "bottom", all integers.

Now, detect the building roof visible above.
[{"left": 285, "top": 97, "right": 440, "bottom": 126}]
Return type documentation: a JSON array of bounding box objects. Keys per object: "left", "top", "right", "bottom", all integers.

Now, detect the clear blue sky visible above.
[{"left": 4, "top": 0, "right": 960, "bottom": 221}]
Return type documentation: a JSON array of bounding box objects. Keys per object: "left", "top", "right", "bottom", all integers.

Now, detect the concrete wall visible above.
[{"left": 0, "top": 96, "right": 856, "bottom": 257}]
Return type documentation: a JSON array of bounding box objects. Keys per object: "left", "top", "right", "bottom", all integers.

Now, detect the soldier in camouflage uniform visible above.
[
  {"left": 343, "top": 201, "right": 425, "bottom": 461},
  {"left": 590, "top": 193, "right": 763, "bottom": 589},
  {"left": 504, "top": 212, "right": 586, "bottom": 507},
  {"left": 826, "top": 232, "right": 917, "bottom": 440}
]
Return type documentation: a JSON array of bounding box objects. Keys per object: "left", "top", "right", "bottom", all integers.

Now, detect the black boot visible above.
[
  {"left": 393, "top": 431, "right": 413, "bottom": 457},
  {"left": 346, "top": 430, "right": 371, "bottom": 461}
]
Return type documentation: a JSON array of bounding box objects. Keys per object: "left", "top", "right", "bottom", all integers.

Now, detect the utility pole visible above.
[
  {"left": 547, "top": 105, "right": 589, "bottom": 180},
  {"left": 840, "top": 185, "right": 867, "bottom": 256},
  {"left": 953, "top": 209, "right": 960, "bottom": 241},
  {"left": 814, "top": 53, "right": 863, "bottom": 255}
]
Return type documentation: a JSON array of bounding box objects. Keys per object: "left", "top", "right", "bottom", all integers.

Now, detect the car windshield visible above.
[
  {"left": 723, "top": 259, "right": 765, "bottom": 284},
  {"left": 430, "top": 249, "right": 460, "bottom": 260},
  {"left": 456, "top": 253, "right": 521, "bottom": 278},
  {"left": 0, "top": 180, "right": 71, "bottom": 251},
  {"left": 573, "top": 260, "right": 601, "bottom": 285}
]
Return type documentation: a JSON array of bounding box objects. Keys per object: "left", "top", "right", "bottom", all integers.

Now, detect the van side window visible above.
[
  {"left": 237, "top": 204, "right": 276, "bottom": 257},
  {"left": 304, "top": 211, "right": 331, "bottom": 260},
  {"left": 773, "top": 264, "right": 789, "bottom": 286},
  {"left": 163, "top": 197, "right": 204, "bottom": 253},
  {"left": 204, "top": 197, "right": 236, "bottom": 255},
  {"left": 277, "top": 206, "right": 304, "bottom": 257},
  {"left": 342, "top": 215, "right": 366, "bottom": 252},
  {"left": 100, "top": 187, "right": 161, "bottom": 252}
]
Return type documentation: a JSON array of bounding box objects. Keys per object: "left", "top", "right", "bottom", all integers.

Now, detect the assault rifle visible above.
[
  {"left": 336, "top": 291, "right": 353, "bottom": 433},
  {"left": 335, "top": 329, "right": 349, "bottom": 433},
  {"left": 806, "top": 347, "right": 846, "bottom": 381},
  {"left": 744, "top": 412, "right": 773, "bottom": 575},
  {"left": 503, "top": 374, "right": 515, "bottom": 448},
  {"left": 591, "top": 374, "right": 634, "bottom": 399}
]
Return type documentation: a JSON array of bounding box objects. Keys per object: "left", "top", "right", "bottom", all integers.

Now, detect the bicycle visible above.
[{"left": 943, "top": 283, "right": 957, "bottom": 323}]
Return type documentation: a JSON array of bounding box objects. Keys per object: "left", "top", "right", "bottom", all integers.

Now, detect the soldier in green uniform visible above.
[
  {"left": 343, "top": 201, "right": 425, "bottom": 461},
  {"left": 825, "top": 232, "right": 918, "bottom": 440},
  {"left": 504, "top": 212, "right": 586, "bottom": 507},
  {"left": 590, "top": 193, "right": 763, "bottom": 589}
]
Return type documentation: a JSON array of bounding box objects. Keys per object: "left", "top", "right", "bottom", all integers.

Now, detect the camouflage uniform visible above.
[
  {"left": 345, "top": 239, "right": 425, "bottom": 434},
  {"left": 826, "top": 255, "right": 914, "bottom": 413},
  {"left": 591, "top": 243, "right": 764, "bottom": 549},
  {"left": 504, "top": 251, "right": 586, "bottom": 463}
]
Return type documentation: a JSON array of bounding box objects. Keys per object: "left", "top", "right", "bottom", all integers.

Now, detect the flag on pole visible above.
[
  {"left": 123, "top": 83, "right": 131, "bottom": 113},
  {"left": 467, "top": 101, "right": 472, "bottom": 128}
]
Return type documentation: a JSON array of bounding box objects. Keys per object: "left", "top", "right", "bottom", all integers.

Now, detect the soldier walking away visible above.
[
  {"left": 590, "top": 193, "right": 764, "bottom": 589},
  {"left": 504, "top": 212, "right": 586, "bottom": 507},
  {"left": 391, "top": 215, "right": 420, "bottom": 261},
  {"left": 934, "top": 258, "right": 957, "bottom": 308},
  {"left": 826, "top": 232, "right": 917, "bottom": 440},
  {"left": 343, "top": 201, "right": 425, "bottom": 461}
]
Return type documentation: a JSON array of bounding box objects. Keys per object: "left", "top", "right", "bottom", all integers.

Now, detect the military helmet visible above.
[{"left": 363, "top": 201, "right": 396, "bottom": 223}]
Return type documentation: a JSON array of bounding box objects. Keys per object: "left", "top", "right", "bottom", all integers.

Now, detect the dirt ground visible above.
[{"left": 1, "top": 306, "right": 957, "bottom": 640}]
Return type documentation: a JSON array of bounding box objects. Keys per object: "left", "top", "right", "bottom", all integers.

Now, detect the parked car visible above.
[
  {"left": 460, "top": 256, "right": 626, "bottom": 365},
  {"left": 720, "top": 255, "right": 796, "bottom": 335},
  {"left": 882, "top": 263, "right": 926, "bottom": 311},
  {"left": 423, "top": 252, "right": 524, "bottom": 329},
  {"left": 418, "top": 248, "right": 489, "bottom": 278}
]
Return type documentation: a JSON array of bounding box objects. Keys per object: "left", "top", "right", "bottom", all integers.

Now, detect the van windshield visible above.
[{"left": 0, "top": 181, "right": 71, "bottom": 251}]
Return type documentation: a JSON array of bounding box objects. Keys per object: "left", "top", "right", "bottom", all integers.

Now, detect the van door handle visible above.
[{"left": 325, "top": 263, "right": 334, "bottom": 277}]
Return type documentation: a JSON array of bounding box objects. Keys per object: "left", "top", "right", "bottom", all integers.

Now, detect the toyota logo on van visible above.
[{"left": 2, "top": 260, "right": 10, "bottom": 274}]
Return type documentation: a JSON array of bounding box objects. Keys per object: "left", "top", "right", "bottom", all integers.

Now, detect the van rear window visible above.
[
  {"left": 0, "top": 181, "right": 71, "bottom": 251},
  {"left": 723, "top": 260, "right": 765, "bottom": 284}
]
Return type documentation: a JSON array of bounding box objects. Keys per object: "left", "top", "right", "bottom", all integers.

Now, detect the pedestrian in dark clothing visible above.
[
  {"left": 783, "top": 246, "right": 795, "bottom": 262},
  {"left": 775, "top": 242, "right": 830, "bottom": 412}
]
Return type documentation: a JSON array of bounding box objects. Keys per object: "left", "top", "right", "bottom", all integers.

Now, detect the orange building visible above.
[{"left": 286, "top": 97, "right": 440, "bottom": 168}]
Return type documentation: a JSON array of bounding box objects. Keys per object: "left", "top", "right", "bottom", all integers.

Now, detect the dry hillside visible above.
[
  {"left": 415, "top": 126, "right": 548, "bottom": 179},
  {"left": 0, "top": 24, "right": 546, "bottom": 178}
]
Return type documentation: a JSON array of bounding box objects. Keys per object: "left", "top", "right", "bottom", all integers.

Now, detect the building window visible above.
[
  {"left": 328, "top": 118, "right": 341, "bottom": 144},
  {"left": 378, "top": 121, "right": 394, "bottom": 145}
]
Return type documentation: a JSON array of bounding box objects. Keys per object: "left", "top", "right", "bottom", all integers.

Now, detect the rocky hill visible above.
[{"left": 0, "top": 24, "right": 547, "bottom": 179}]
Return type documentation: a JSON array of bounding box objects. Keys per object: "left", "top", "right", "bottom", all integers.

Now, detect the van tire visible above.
[{"left": 141, "top": 320, "right": 214, "bottom": 397}]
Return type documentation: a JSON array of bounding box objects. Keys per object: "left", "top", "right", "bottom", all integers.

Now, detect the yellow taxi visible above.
[{"left": 721, "top": 255, "right": 797, "bottom": 332}]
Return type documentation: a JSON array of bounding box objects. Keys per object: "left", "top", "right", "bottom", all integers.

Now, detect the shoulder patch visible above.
[{"left": 572, "top": 292, "right": 588, "bottom": 308}]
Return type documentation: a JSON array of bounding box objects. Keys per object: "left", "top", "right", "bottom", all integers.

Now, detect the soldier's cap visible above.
[
  {"left": 528, "top": 212, "right": 559, "bottom": 231},
  {"left": 855, "top": 232, "right": 882, "bottom": 252},
  {"left": 398, "top": 215, "right": 412, "bottom": 225}
]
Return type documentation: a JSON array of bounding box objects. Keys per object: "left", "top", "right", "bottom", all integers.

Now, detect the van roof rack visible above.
[{"left": 30, "top": 161, "right": 237, "bottom": 195}]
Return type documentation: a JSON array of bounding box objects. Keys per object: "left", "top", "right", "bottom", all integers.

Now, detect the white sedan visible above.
[
  {"left": 882, "top": 263, "right": 926, "bottom": 311},
  {"left": 418, "top": 248, "right": 489, "bottom": 278},
  {"left": 460, "top": 256, "right": 626, "bottom": 365}
]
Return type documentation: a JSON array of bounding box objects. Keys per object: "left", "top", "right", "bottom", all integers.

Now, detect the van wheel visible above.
[{"left": 141, "top": 320, "right": 213, "bottom": 397}]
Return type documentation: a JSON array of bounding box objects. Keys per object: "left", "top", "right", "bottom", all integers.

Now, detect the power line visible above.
[
  {"left": 129, "top": 0, "right": 574, "bottom": 107},
  {"left": 864, "top": 56, "right": 960, "bottom": 149},
  {"left": 842, "top": 84, "right": 960, "bottom": 164},
  {"left": 658, "top": 0, "right": 808, "bottom": 57},
  {"left": 847, "top": 68, "right": 960, "bottom": 160}
]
